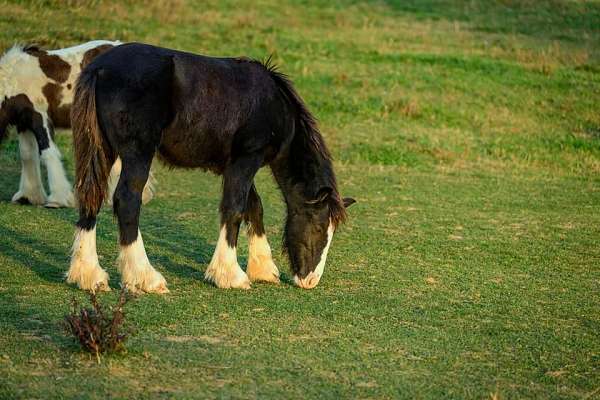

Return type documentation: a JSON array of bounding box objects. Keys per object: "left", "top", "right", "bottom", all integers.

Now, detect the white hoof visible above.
[
  {"left": 45, "top": 190, "right": 75, "bottom": 208},
  {"left": 12, "top": 190, "right": 46, "bottom": 206},
  {"left": 205, "top": 262, "right": 251, "bottom": 289},
  {"left": 118, "top": 256, "right": 169, "bottom": 294},
  {"left": 122, "top": 266, "right": 169, "bottom": 294},
  {"left": 247, "top": 255, "right": 280, "bottom": 284},
  {"left": 66, "top": 260, "right": 110, "bottom": 292},
  {"left": 117, "top": 232, "right": 169, "bottom": 294}
]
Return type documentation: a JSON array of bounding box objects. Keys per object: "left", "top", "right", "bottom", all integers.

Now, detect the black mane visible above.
[{"left": 261, "top": 58, "right": 347, "bottom": 227}]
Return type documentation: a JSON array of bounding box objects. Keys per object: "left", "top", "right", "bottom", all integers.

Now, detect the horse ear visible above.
[
  {"left": 343, "top": 197, "right": 356, "bottom": 208},
  {"left": 305, "top": 187, "right": 332, "bottom": 204}
]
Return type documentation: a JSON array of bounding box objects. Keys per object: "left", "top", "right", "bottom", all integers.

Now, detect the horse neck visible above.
[{"left": 270, "top": 142, "right": 336, "bottom": 203}]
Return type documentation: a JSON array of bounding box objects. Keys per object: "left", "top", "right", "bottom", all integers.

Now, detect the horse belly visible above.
[{"left": 158, "top": 124, "right": 229, "bottom": 174}]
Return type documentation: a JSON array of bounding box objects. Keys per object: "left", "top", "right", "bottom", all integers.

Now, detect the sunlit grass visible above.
[{"left": 0, "top": 0, "right": 599, "bottom": 398}]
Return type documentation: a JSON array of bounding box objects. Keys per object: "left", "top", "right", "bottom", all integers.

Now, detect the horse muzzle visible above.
[{"left": 293, "top": 271, "right": 322, "bottom": 289}]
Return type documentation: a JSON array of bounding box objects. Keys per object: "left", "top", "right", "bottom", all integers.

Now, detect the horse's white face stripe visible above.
[{"left": 294, "top": 221, "right": 334, "bottom": 289}]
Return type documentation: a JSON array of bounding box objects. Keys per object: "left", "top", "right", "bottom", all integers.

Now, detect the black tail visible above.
[
  {"left": 71, "top": 69, "right": 113, "bottom": 218},
  {"left": 265, "top": 61, "right": 347, "bottom": 226}
]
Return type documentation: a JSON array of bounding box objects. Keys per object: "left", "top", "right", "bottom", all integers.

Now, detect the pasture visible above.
[{"left": 1, "top": 0, "right": 599, "bottom": 398}]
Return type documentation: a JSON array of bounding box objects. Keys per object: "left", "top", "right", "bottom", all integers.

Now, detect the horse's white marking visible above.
[
  {"left": 12, "top": 131, "right": 46, "bottom": 205},
  {"left": 247, "top": 233, "right": 280, "bottom": 283},
  {"left": 66, "top": 226, "right": 110, "bottom": 291},
  {"left": 205, "top": 226, "right": 250, "bottom": 289},
  {"left": 0, "top": 46, "right": 49, "bottom": 107},
  {"left": 107, "top": 157, "right": 156, "bottom": 206},
  {"left": 294, "top": 222, "right": 334, "bottom": 289},
  {"left": 1, "top": 41, "right": 121, "bottom": 208},
  {"left": 47, "top": 40, "right": 122, "bottom": 107},
  {"left": 41, "top": 140, "right": 75, "bottom": 207},
  {"left": 117, "top": 230, "right": 169, "bottom": 293}
]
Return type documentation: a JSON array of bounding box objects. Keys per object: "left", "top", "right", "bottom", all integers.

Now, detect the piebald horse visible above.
[
  {"left": 0, "top": 41, "right": 155, "bottom": 207},
  {"left": 67, "top": 43, "right": 355, "bottom": 293}
]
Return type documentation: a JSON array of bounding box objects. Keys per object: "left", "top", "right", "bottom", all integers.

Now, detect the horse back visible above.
[{"left": 90, "top": 43, "right": 281, "bottom": 173}]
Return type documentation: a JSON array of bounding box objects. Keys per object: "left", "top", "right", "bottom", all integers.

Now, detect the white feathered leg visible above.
[{"left": 12, "top": 131, "right": 47, "bottom": 206}]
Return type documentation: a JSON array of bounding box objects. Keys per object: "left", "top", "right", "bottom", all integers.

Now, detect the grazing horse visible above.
[
  {"left": 0, "top": 41, "right": 155, "bottom": 207},
  {"left": 67, "top": 43, "right": 355, "bottom": 293}
]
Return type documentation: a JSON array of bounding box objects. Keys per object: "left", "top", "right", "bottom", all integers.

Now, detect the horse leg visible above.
[
  {"left": 67, "top": 214, "right": 110, "bottom": 292},
  {"left": 12, "top": 131, "right": 47, "bottom": 205},
  {"left": 205, "top": 155, "right": 263, "bottom": 289},
  {"left": 245, "top": 184, "right": 280, "bottom": 283},
  {"left": 107, "top": 157, "right": 156, "bottom": 206},
  {"left": 114, "top": 155, "right": 168, "bottom": 294},
  {"left": 36, "top": 117, "right": 75, "bottom": 208}
]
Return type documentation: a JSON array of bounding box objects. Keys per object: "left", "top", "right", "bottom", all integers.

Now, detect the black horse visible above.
[{"left": 67, "top": 43, "right": 355, "bottom": 293}]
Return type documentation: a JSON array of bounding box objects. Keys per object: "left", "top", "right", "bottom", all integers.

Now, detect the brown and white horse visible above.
[
  {"left": 0, "top": 41, "right": 154, "bottom": 207},
  {"left": 67, "top": 43, "right": 355, "bottom": 293}
]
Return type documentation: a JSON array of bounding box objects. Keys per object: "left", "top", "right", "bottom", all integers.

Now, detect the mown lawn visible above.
[{"left": 0, "top": 1, "right": 599, "bottom": 398}]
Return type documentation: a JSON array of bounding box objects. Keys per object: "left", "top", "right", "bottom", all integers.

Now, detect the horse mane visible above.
[{"left": 261, "top": 57, "right": 347, "bottom": 227}]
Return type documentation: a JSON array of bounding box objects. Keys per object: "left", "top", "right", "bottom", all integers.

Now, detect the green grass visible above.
[{"left": 1, "top": 0, "right": 599, "bottom": 398}]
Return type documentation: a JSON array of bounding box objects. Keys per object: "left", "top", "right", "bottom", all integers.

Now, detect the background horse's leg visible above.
[
  {"left": 107, "top": 157, "right": 156, "bottom": 207},
  {"left": 245, "top": 184, "right": 280, "bottom": 283},
  {"left": 205, "top": 154, "right": 263, "bottom": 289},
  {"left": 12, "top": 131, "right": 47, "bottom": 205},
  {"left": 114, "top": 155, "right": 168, "bottom": 294},
  {"left": 37, "top": 116, "right": 75, "bottom": 208}
]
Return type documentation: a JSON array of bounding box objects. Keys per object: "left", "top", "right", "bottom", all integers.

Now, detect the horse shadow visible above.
[
  {"left": 0, "top": 224, "right": 67, "bottom": 284},
  {"left": 0, "top": 137, "right": 22, "bottom": 203},
  {"left": 45, "top": 201, "right": 225, "bottom": 286}
]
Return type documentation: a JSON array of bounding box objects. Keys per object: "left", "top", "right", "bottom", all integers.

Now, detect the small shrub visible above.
[{"left": 64, "top": 286, "right": 135, "bottom": 362}]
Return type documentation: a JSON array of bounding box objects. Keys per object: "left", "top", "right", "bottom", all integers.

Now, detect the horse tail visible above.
[
  {"left": 264, "top": 60, "right": 347, "bottom": 226},
  {"left": 71, "top": 69, "right": 112, "bottom": 218}
]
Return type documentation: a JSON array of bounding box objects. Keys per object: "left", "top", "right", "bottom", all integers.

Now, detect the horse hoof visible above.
[
  {"left": 14, "top": 197, "right": 32, "bottom": 205},
  {"left": 46, "top": 193, "right": 76, "bottom": 208},
  {"left": 138, "top": 279, "right": 170, "bottom": 294},
  {"left": 121, "top": 265, "right": 169, "bottom": 295},
  {"left": 247, "top": 257, "right": 280, "bottom": 284},
  {"left": 205, "top": 264, "right": 251, "bottom": 289},
  {"left": 66, "top": 263, "right": 111, "bottom": 292},
  {"left": 12, "top": 191, "right": 45, "bottom": 206}
]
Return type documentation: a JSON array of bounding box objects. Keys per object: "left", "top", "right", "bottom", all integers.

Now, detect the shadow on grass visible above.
[
  {"left": 0, "top": 225, "right": 66, "bottom": 284},
  {"left": 48, "top": 205, "right": 219, "bottom": 285},
  {"left": 0, "top": 142, "right": 21, "bottom": 203}
]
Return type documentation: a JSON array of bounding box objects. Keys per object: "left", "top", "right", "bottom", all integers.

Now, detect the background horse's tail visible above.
[
  {"left": 71, "top": 69, "right": 112, "bottom": 218},
  {"left": 265, "top": 61, "right": 347, "bottom": 226}
]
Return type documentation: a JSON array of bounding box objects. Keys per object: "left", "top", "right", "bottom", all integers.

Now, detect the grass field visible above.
[{"left": 1, "top": 0, "right": 599, "bottom": 398}]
